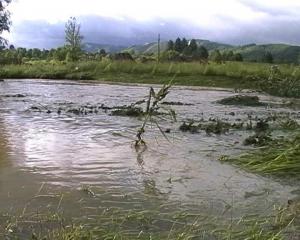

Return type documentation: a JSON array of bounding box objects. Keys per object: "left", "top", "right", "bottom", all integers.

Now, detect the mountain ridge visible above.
[{"left": 84, "top": 39, "right": 300, "bottom": 64}]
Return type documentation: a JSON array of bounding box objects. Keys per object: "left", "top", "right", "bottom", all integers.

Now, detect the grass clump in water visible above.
[
  {"left": 179, "top": 119, "right": 244, "bottom": 135},
  {"left": 279, "top": 118, "right": 300, "bottom": 130},
  {"left": 217, "top": 95, "right": 265, "bottom": 107},
  {"left": 179, "top": 121, "right": 200, "bottom": 133},
  {"left": 244, "top": 132, "right": 272, "bottom": 146},
  {"left": 221, "top": 133, "right": 300, "bottom": 179},
  {"left": 244, "top": 119, "right": 272, "bottom": 146},
  {"left": 111, "top": 106, "right": 144, "bottom": 117},
  {"left": 202, "top": 120, "right": 231, "bottom": 135}
]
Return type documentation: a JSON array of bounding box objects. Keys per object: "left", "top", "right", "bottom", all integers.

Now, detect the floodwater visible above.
[{"left": 0, "top": 79, "right": 299, "bottom": 236}]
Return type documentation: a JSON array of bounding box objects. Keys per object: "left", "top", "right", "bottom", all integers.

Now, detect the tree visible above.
[
  {"left": 262, "top": 51, "right": 273, "bottom": 63},
  {"left": 99, "top": 49, "right": 106, "bottom": 56},
  {"left": 197, "top": 46, "right": 209, "bottom": 60},
  {"left": 210, "top": 50, "right": 223, "bottom": 63},
  {"left": 0, "top": 0, "right": 11, "bottom": 47},
  {"left": 65, "top": 17, "right": 83, "bottom": 61},
  {"left": 174, "top": 38, "right": 182, "bottom": 52},
  {"left": 183, "top": 39, "right": 198, "bottom": 56},
  {"left": 181, "top": 38, "right": 188, "bottom": 51},
  {"left": 189, "top": 39, "right": 198, "bottom": 53},
  {"left": 234, "top": 53, "right": 243, "bottom": 62},
  {"left": 53, "top": 47, "right": 68, "bottom": 61},
  {"left": 161, "top": 50, "right": 181, "bottom": 62},
  {"left": 167, "top": 40, "right": 174, "bottom": 51},
  {"left": 223, "top": 51, "right": 234, "bottom": 61},
  {"left": 32, "top": 48, "right": 41, "bottom": 58}
]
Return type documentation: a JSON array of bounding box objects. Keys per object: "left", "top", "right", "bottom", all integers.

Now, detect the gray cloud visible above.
[
  {"left": 239, "top": 0, "right": 300, "bottom": 18},
  {"left": 211, "top": 13, "right": 300, "bottom": 45},
  {"left": 10, "top": 20, "right": 65, "bottom": 49},
  {"left": 8, "top": 5, "right": 300, "bottom": 49},
  {"left": 10, "top": 16, "right": 213, "bottom": 48}
]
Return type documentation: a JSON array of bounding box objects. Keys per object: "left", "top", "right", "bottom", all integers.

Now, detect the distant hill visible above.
[
  {"left": 229, "top": 44, "right": 300, "bottom": 64},
  {"left": 84, "top": 42, "right": 126, "bottom": 53},
  {"left": 194, "top": 40, "right": 233, "bottom": 51},
  {"left": 85, "top": 39, "right": 300, "bottom": 64},
  {"left": 123, "top": 42, "right": 167, "bottom": 54},
  {"left": 124, "top": 39, "right": 232, "bottom": 54}
]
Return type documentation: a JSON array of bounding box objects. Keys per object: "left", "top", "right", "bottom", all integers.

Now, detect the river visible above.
[{"left": 0, "top": 79, "right": 299, "bottom": 238}]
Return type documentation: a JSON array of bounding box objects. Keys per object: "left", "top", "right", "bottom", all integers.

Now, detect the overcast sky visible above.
[{"left": 5, "top": 0, "right": 300, "bottom": 48}]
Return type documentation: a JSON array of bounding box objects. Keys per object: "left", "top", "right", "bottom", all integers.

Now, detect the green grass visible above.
[
  {"left": 2, "top": 197, "right": 298, "bottom": 240},
  {"left": 220, "top": 133, "right": 300, "bottom": 179},
  {"left": 0, "top": 60, "right": 300, "bottom": 97}
]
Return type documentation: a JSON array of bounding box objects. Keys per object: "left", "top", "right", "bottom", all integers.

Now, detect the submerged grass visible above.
[
  {"left": 220, "top": 133, "right": 300, "bottom": 179},
  {"left": 2, "top": 197, "right": 299, "bottom": 240}
]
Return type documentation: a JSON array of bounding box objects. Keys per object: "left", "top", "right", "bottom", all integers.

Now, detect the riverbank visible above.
[{"left": 0, "top": 60, "right": 299, "bottom": 97}]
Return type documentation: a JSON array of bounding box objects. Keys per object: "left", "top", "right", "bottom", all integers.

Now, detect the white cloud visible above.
[
  {"left": 6, "top": 0, "right": 300, "bottom": 47},
  {"left": 9, "top": 0, "right": 265, "bottom": 26}
]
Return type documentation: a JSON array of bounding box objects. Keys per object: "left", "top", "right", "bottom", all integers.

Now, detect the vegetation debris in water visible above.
[
  {"left": 217, "top": 95, "right": 265, "bottom": 106},
  {"left": 111, "top": 106, "right": 144, "bottom": 117},
  {"left": 161, "top": 101, "right": 193, "bottom": 106},
  {"left": 221, "top": 133, "right": 300, "bottom": 178},
  {"left": 244, "top": 131, "right": 273, "bottom": 146}
]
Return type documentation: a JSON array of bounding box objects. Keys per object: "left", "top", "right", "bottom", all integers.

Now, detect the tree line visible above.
[
  {"left": 162, "top": 38, "right": 209, "bottom": 61},
  {"left": 0, "top": 17, "right": 108, "bottom": 64},
  {"left": 162, "top": 37, "right": 245, "bottom": 63}
]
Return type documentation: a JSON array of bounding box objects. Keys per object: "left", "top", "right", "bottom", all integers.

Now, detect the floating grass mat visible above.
[{"left": 220, "top": 134, "right": 300, "bottom": 179}]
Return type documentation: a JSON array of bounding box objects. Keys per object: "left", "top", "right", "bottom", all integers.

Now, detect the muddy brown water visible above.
[{"left": 0, "top": 79, "right": 299, "bottom": 236}]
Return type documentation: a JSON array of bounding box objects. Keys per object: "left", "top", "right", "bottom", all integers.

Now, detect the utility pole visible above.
[{"left": 157, "top": 33, "right": 160, "bottom": 63}]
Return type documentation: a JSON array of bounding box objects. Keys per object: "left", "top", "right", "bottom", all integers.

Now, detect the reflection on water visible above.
[
  {"left": 0, "top": 79, "right": 299, "bottom": 219},
  {"left": 0, "top": 121, "right": 10, "bottom": 169}
]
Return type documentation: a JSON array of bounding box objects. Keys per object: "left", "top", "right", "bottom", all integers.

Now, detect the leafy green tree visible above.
[
  {"left": 32, "top": 48, "right": 41, "bottom": 58},
  {"left": 210, "top": 50, "right": 223, "bottom": 63},
  {"left": 65, "top": 17, "right": 83, "bottom": 61},
  {"left": 48, "top": 49, "right": 56, "bottom": 59},
  {"left": 53, "top": 47, "right": 68, "bottom": 61},
  {"left": 223, "top": 51, "right": 234, "bottom": 61},
  {"left": 189, "top": 39, "right": 198, "bottom": 53},
  {"left": 65, "top": 51, "right": 72, "bottom": 62},
  {"left": 234, "top": 53, "right": 243, "bottom": 62},
  {"left": 262, "top": 51, "right": 273, "bottom": 63},
  {"left": 0, "top": 0, "right": 11, "bottom": 46},
  {"left": 197, "top": 46, "right": 209, "bottom": 60},
  {"left": 17, "top": 47, "right": 27, "bottom": 56},
  {"left": 174, "top": 38, "right": 182, "bottom": 52},
  {"left": 99, "top": 49, "right": 106, "bottom": 56},
  {"left": 183, "top": 39, "right": 199, "bottom": 56},
  {"left": 161, "top": 50, "right": 181, "bottom": 61},
  {"left": 181, "top": 38, "right": 188, "bottom": 51},
  {"left": 40, "top": 49, "right": 50, "bottom": 59},
  {"left": 26, "top": 49, "right": 33, "bottom": 58},
  {"left": 167, "top": 40, "right": 174, "bottom": 51},
  {"left": 183, "top": 39, "right": 198, "bottom": 56}
]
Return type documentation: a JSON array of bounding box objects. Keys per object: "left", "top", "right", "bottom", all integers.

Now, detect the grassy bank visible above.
[{"left": 0, "top": 60, "right": 300, "bottom": 97}]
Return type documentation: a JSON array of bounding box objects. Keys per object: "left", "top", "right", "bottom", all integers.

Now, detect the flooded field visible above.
[{"left": 0, "top": 79, "right": 299, "bottom": 239}]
